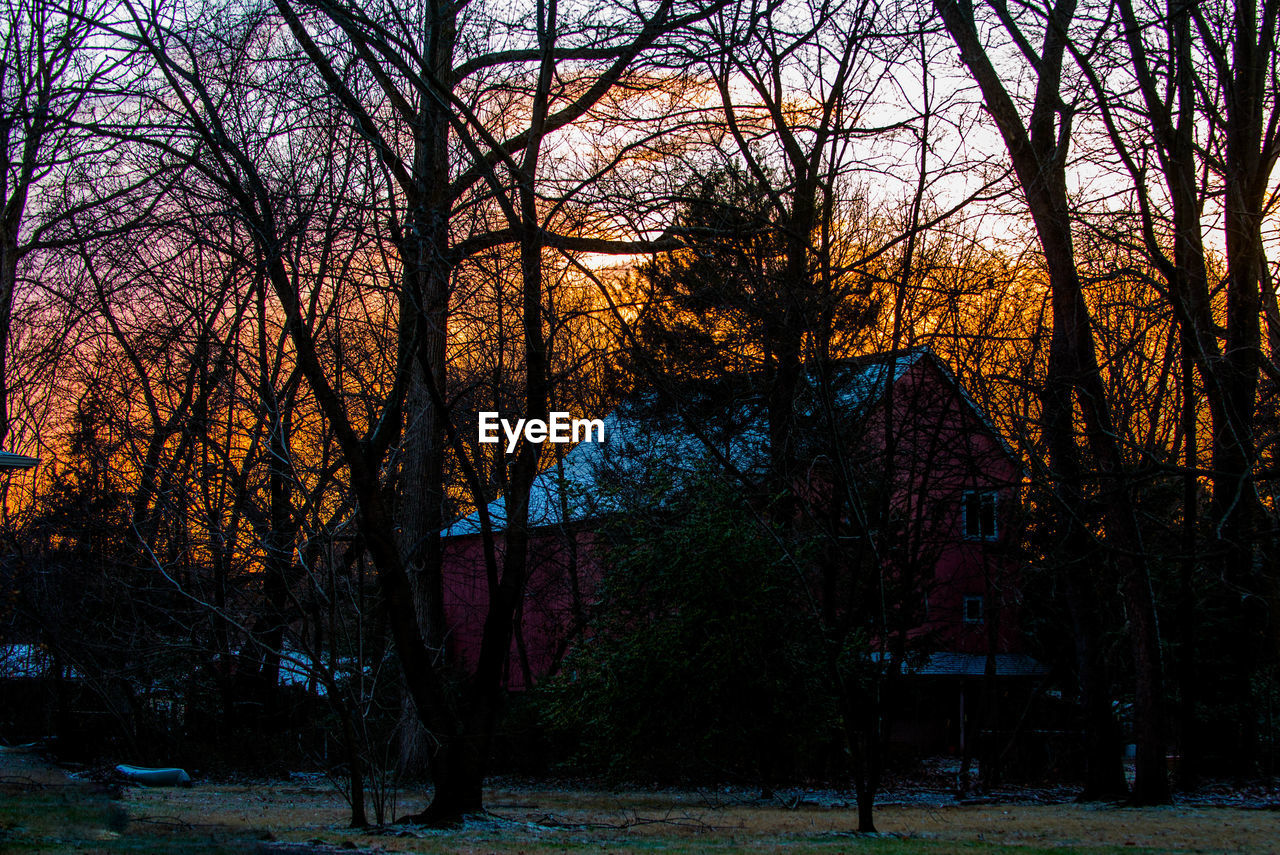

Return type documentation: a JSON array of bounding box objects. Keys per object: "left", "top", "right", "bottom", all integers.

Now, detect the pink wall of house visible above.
[
  {"left": 863, "top": 356, "right": 1024, "bottom": 655},
  {"left": 441, "top": 528, "right": 598, "bottom": 690}
]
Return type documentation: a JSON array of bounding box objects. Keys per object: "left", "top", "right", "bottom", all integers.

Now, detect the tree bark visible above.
[{"left": 392, "top": 0, "right": 458, "bottom": 774}]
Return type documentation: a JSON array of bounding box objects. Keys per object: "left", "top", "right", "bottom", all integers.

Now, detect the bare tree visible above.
[
  {"left": 1060, "top": 0, "right": 1280, "bottom": 779},
  {"left": 1, "top": 0, "right": 103, "bottom": 445},
  {"left": 86, "top": 0, "right": 735, "bottom": 822},
  {"left": 934, "top": 0, "right": 1170, "bottom": 803}
]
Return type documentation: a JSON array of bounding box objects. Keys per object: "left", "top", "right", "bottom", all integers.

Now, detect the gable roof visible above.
[{"left": 441, "top": 347, "right": 1006, "bottom": 538}]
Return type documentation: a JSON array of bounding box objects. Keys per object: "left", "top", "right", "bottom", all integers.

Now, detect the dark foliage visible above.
[{"left": 541, "top": 468, "right": 835, "bottom": 785}]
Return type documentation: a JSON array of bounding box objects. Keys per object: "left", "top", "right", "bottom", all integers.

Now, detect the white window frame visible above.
[
  {"left": 962, "top": 489, "right": 999, "bottom": 541},
  {"left": 963, "top": 594, "right": 985, "bottom": 625}
]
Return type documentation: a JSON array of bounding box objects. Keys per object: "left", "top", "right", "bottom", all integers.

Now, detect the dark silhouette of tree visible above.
[{"left": 935, "top": 0, "right": 1170, "bottom": 804}]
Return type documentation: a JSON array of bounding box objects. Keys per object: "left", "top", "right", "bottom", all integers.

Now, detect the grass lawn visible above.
[{"left": 2, "top": 747, "right": 1275, "bottom": 854}]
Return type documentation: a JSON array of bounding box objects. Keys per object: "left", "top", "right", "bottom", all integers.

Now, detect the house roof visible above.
[
  {"left": 0, "top": 450, "right": 39, "bottom": 469},
  {"left": 442, "top": 347, "right": 1004, "bottom": 538}
]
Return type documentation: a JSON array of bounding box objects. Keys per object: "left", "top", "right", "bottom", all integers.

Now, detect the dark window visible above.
[
  {"left": 963, "top": 490, "right": 998, "bottom": 540},
  {"left": 963, "top": 594, "right": 984, "bottom": 624}
]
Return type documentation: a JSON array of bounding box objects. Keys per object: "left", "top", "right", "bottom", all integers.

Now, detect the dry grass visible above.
[
  {"left": 122, "top": 777, "right": 1280, "bottom": 854},
  {"left": 4, "top": 746, "right": 1278, "bottom": 854}
]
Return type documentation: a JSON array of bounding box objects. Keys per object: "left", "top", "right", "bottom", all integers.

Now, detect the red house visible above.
[{"left": 441, "top": 348, "right": 1044, "bottom": 752}]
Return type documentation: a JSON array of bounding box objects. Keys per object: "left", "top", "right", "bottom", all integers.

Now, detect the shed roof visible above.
[
  {"left": 906, "top": 652, "right": 1049, "bottom": 679},
  {"left": 0, "top": 450, "right": 39, "bottom": 469}
]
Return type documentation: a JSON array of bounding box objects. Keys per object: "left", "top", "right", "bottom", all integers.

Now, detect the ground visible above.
[{"left": 2, "top": 746, "right": 1279, "bottom": 854}]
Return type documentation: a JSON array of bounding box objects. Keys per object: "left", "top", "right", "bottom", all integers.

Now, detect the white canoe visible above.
[{"left": 114, "top": 764, "right": 191, "bottom": 786}]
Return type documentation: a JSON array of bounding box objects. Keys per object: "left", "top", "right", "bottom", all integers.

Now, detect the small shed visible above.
[{"left": 0, "top": 450, "right": 38, "bottom": 469}]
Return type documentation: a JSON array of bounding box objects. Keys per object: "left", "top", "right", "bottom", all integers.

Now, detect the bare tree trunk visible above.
[
  {"left": 337, "top": 702, "right": 369, "bottom": 828},
  {"left": 1176, "top": 344, "right": 1200, "bottom": 787},
  {"left": 393, "top": 0, "right": 458, "bottom": 774},
  {"left": 1192, "top": 0, "right": 1274, "bottom": 771},
  {"left": 0, "top": 226, "right": 17, "bottom": 445},
  {"left": 936, "top": 0, "right": 1168, "bottom": 803},
  {"left": 1107, "top": 0, "right": 1261, "bottom": 782}
]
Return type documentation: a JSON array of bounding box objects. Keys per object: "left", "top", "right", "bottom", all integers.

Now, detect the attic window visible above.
[
  {"left": 963, "top": 490, "right": 998, "bottom": 541},
  {"left": 963, "top": 595, "right": 985, "bottom": 625}
]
